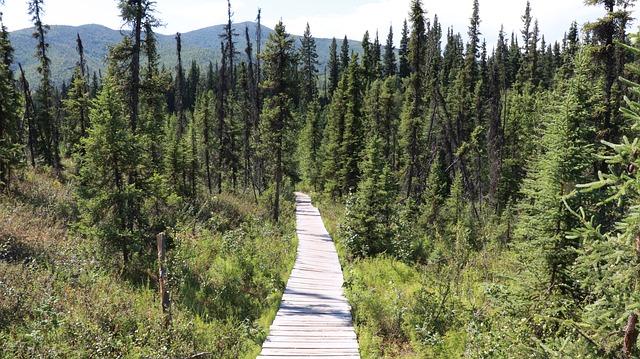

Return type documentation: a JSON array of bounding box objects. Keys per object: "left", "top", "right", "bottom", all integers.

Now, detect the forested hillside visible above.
[
  {"left": 9, "top": 23, "right": 362, "bottom": 86},
  {"left": 2, "top": 0, "right": 640, "bottom": 357}
]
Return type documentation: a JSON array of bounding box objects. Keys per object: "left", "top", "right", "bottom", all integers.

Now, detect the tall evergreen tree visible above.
[
  {"left": 340, "top": 35, "right": 350, "bottom": 75},
  {"left": 398, "top": 19, "right": 410, "bottom": 78},
  {"left": 299, "top": 100, "right": 324, "bottom": 191},
  {"left": 361, "top": 31, "right": 372, "bottom": 82},
  {"left": 220, "top": 0, "right": 238, "bottom": 90},
  {"left": 364, "top": 76, "right": 400, "bottom": 170},
  {"left": 321, "top": 54, "right": 365, "bottom": 198},
  {"left": 196, "top": 90, "right": 214, "bottom": 194},
  {"left": 371, "top": 30, "right": 382, "bottom": 80},
  {"left": 29, "top": 0, "right": 60, "bottom": 170},
  {"left": 400, "top": 0, "right": 427, "bottom": 199},
  {"left": 62, "top": 36, "right": 91, "bottom": 157},
  {"left": 174, "top": 32, "right": 186, "bottom": 139},
  {"left": 299, "top": 23, "right": 319, "bottom": 108},
  {"left": 185, "top": 60, "right": 199, "bottom": 111},
  {"left": 584, "top": 0, "right": 635, "bottom": 142},
  {"left": 115, "top": 0, "right": 154, "bottom": 133},
  {"left": 215, "top": 42, "right": 229, "bottom": 194},
  {"left": 139, "top": 19, "right": 167, "bottom": 172},
  {"left": 340, "top": 54, "right": 365, "bottom": 193},
  {"left": 259, "top": 20, "right": 297, "bottom": 221},
  {"left": 341, "top": 135, "right": 398, "bottom": 258},
  {"left": 383, "top": 25, "right": 397, "bottom": 77},
  {"left": 77, "top": 77, "right": 145, "bottom": 264},
  {"left": 0, "top": 11, "right": 20, "bottom": 189},
  {"left": 465, "top": 0, "right": 481, "bottom": 85},
  {"left": 570, "top": 44, "right": 640, "bottom": 357},
  {"left": 327, "top": 37, "right": 339, "bottom": 97}
]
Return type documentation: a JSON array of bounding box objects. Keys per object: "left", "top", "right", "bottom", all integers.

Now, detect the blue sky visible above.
[{"left": 0, "top": 0, "right": 614, "bottom": 46}]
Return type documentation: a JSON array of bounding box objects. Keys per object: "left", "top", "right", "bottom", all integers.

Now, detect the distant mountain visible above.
[{"left": 9, "top": 22, "right": 363, "bottom": 87}]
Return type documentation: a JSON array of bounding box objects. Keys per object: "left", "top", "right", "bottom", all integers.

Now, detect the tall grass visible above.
[{"left": 0, "top": 168, "right": 297, "bottom": 358}]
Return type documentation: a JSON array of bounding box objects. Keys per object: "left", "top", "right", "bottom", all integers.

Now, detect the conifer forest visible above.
[{"left": 4, "top": 0, "right": 640, "bottom": 357}]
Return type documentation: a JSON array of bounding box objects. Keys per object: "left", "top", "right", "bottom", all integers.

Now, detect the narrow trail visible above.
[{"left": 257, "top": 192, "right": 360, "bottom": 358}]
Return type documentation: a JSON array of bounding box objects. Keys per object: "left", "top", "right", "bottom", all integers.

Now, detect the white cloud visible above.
[
  {"left": 264, "top": 0, "right": 410, "bottom": 45},
  {"left": 156, "top": 0, "right": 228, "bottom": 34}
]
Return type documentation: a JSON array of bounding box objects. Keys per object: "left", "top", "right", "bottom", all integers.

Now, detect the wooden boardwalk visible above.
[{"left": 257, "top": 192, "right": 360, "bottom": 358}]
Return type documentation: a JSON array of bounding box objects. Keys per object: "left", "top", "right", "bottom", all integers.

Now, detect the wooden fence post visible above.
[
  {"left": 157, "top": 232, "right": 171, "bottom": 327},
  {"left": 623, "top": 312, "right": 638, "bottom": 359}
]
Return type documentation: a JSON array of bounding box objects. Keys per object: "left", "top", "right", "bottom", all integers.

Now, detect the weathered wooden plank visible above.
[
  {"left": 259, "top": 348, "right": 360, "bottom": 355},
  {"left": 266, "top": 329, "right": 357, "bottom": 334},
  {"left": 264, "top": 338, "right": 358, "bottom": 344},
  {"left": 266, "top": 331, "right": 357, "bottom": 338},
  {"left": 258, "top": 192, "right": 360, "bottom": 358},
  {"left": 262, "top": 341, "right": 360, "bottom": 349},
  {"left": 258, "top": 356, "right": 359, "bottom": 359}
]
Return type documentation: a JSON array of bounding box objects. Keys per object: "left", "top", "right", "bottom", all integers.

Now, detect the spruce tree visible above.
[
  {"left": 174, "top": 33, "right": 186, "bottom": 139},
  {"left": 517, "top": 50, "right": 597, "bottom": 300},
  {"left": 321, "top": 70, "right": 348, "bottom": 198},
  {"left": 63, "top": 65, "right": 91, "bottom": 157},
  {"left": 465, "top": 0, "right": 481, "bottom": 85},
  {"left": 340, "top": 36, "right": 350, "bottom": 75},
  {"left": 341, "top": 135, "right": 398, "bottom": 258},
  {"left": 361, "top": 31, "right": 372, "bottom": 82},
  {"left": 398, "top": 19, "right": 410, "bottom": 78},
  {"left": 364, "top": 76, "right": 400, "bottom": 170},
  {"left": 29, "top": 0, "right": 60, "bottom": 170},
  {"left": 139, "top": 19, "right": 167, "bottom": 172},
  {"left": 195, "top": 90, "right": 214, "bottom": 193},
  {"left": 327, "top": 37, "right": 339, "bottom": 97},
  {"left": 185, "top": 60, "right": 199, "bottom": 112},
  {"left": 584, "top": 0, "right": 635, "bottom": 142},
  {"left": 383, "top": 25, "right": 397, "bottom": 78},
  {"left": 300, "top": 23, "right": 319, "bottom": 108},
  {"left": 115, "top": 0, "right": 153, "bottom": 133},
  {"left": 77, "top": 78, "right": 144, "bottom": 264},
  {"left": 299, "top": 100, "right": 324, "bottom": 191},
  {"left": 371, "top": 30, "right": 382, "bottom": 80},
  {"left": 0, "top": 12, "right": 20, "bottom": 189},
  {"left": 259, "top": 20, "right": 297, "bottom": 221},
  {"left": 340, "top": 54, "right": 365, "bottom": 194},
  {"left": 400, "top": 0, "right": 427, "bottom": 199},
  {"left": 215, "top": 43, "right": 229, "bottom": 194},
  {"left": 62, "top": 33, "right": 90, "bottom": 158},
  {"left": 570, "top": 42, "right": 640, "bottom": 357}
]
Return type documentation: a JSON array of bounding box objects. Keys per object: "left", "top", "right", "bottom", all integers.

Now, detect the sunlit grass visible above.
[{"left": 1, "top": 168, "right": 297, "bottom": 358}]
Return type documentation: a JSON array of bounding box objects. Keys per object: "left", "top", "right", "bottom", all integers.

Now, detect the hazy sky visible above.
[{"left": 0, "top": 0, "right": 614, "bottom": 46}]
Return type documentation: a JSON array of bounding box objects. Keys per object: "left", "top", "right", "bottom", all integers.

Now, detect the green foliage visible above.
[
  {"left": 298, "top": 100, "right": 324, "bottom": 190},
  {"left": 75, "top": 79, "right": 148, "bottom": 263},
  {"left": 564, "top": 40, "right": 640, "bottom": 357},
  {"left": 299, "top": 23, "right": 319, "bottom": 107},
  {"left": 259, "top": 20, "right": 298, "bottom": 222},
  {"left": 343, "top": 256, "right": 420, "bottom": 358},
  {"left": 340, "top": 136, "right": 398, "bottom": 258},
  {"left": 62, "top": 67, "right": 91, "bottom": 157},
  {"left": 320, "top": 54, "right": 365, "bottom": 198},
  {"left": 1, "top": 168, "right": 296, "bottom": 358},
  {"left": 5, "top": 1, "right": 640, "bottom": 357},
  {"left": 0, "top": 16, "right": 21, "bottom": 189}
]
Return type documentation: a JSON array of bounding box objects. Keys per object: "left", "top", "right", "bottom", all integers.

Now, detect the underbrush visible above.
[
  {"left": 0, "top": 168, "right": 296, "bottom": 358},
  {"left": 318, "top": 197, "right": 519, "bottom": 358}
]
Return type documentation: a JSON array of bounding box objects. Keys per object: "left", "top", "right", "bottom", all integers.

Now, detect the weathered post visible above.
[
  {"left": 157, "top": 232, "right": 171, "bottom": 327},
  {"left": 623, "top": 312, "right": 638, "bottom": 359}
]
